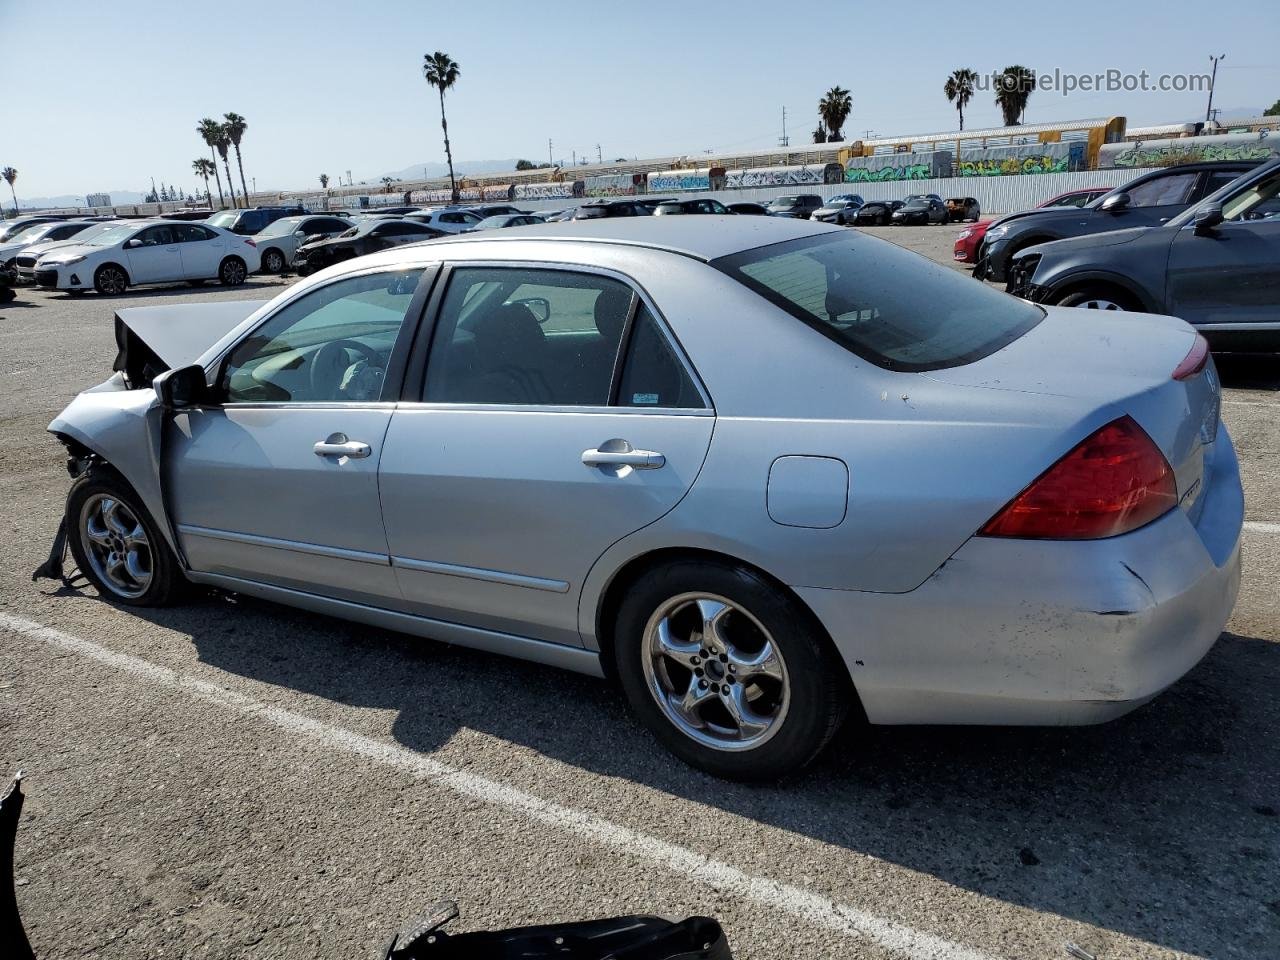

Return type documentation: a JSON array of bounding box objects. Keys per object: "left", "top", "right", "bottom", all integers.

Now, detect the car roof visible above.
[{"left": 391, "top": 215, "right": 842, "bottom": 262}]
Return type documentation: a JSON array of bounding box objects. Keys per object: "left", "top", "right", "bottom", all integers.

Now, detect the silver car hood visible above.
[{"left": 113, "top": 299, "right": 269, "bottom": 387}]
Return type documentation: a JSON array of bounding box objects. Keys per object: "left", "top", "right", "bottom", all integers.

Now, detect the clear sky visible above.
[{"left": 3, "top": 0, "right": 1278, "bottom": 199}]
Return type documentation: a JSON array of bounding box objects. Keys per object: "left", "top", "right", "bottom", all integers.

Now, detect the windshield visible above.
[
  {"left": 257, "top": 216, "right": 306, "bottom": 237},
  {"left": 476, "top": 215, "right": 513, "bottom": 228},
  {"left": 6, "top": 223, "right": 54, "bottom": 243},
  {"left": 206, "top": 212, "right": 238, "bottom": 228},
  {"left": 713, "top": 232, "right": 1043, "bottom": 372},
  {"left": 40, "top": 221, "right": 116, "bottom": 244},
  {"left": 84, "top": 224, "right": 140, "bottom": 246},
  {"left": 1169, "top": 162, "right": 1280, "bottom": 228}
]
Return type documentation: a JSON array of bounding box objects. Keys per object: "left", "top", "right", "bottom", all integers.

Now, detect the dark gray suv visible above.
[
  {"left": 766, "top": 195, "right": 824, "bottom": 219},
  {"left": 977, "top": 161, "right": 1261, "bottom": 282},
  {"left": 1007, "top": 159, "right": 1280, "bottom": 352}
]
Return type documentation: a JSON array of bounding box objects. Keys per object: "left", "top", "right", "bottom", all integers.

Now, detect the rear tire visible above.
[
  {"left": 613, "top": 559, "right": 849, "bottom": 781},
  {"left": 93, "top": 263, "right": 129, "bottom": 296},
  {"left": 66, "top": 470, "right": 186, "bottom": 607},
  {"left": 219, "top": 256, "right": 247, "bottom": 286}
]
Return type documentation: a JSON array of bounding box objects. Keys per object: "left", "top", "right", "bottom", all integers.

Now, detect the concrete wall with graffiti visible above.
[
  {"left": 1098, "top": 132, "right": 1280, "bottom": 169},
  {"left": 844, "top": 151, "right": 953, "bottom": 182},
  {"left": 957, "top": 141, "right": 1084, "bottom": 177},
  {"left": 585, "top": 173, "right": 644, "bottom": 197},
  {"left": 483, "top": 184, "right": 516, "bottom": 201},
  {"left": 725, "top": 163, "right": 843, "bottom": 188},
  {"left": 646, "top": 168, "right": 726, "bottom": 192}
]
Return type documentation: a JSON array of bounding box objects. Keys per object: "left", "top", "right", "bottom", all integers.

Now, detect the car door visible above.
[
  {"left": 174, "top": 224, "right": 225, "bottom": 279},
  {"left": 1165, "top": 169, "right": 1280, "bottom": 329},
  {"left": 378, "top": 264, "right": 715, "bottom": 647},
  {"left": 124, "top": 225, "right": 184, "bottom": 283},
  {"left": 165, "top": 266, "right": 434, "bottom": 608}
]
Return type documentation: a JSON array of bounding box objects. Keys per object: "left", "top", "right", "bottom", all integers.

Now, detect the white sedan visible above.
[{"left": 34, "top": 220, "right": 261, "bottom": 295}]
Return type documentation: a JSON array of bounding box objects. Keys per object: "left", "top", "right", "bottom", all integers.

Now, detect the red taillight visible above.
[
  {"left": 244, "top": 238, "right": 256, "bottom": 247},
  {"left": 980, "top": 416, "right": 1177, "bottom": 540},
  {"left": 1172, "top": 333, "right": 1209, "bottom": 381}
]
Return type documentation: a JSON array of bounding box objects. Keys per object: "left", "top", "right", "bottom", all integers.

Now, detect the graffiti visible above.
[
  {"left": 483, "top": 184, "right": 515, "bottom": 201},
  {"left": 514, "top": 181, "right": 584, "bottom": 200},
  {"left": 726, "top": 164, "right": 835, "bottom": 188},
  {"left": 585, "top": 174, "right": 642, "bottom": 197},
  {"left": 1111, "top": 142, "right": 1276, "bottom": 168},
  {"left": 844, "top": 164, "right": 932, "bottom": 182},
  {"left": 648, "top": 173, "right": 711, "bottom": 192},
  {"left": 957, "top": 155, "right": 1070, "bottom": 177}
]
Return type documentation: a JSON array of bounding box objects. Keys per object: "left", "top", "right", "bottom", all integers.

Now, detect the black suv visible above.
[
  {"left": 206, "top": 205, "right": 309, "bottom": 236},
  {"left": 976, "top": 161, "right": 1260, "bottom": 281},
  {"left": 1007, "top": 158, "right": 1280, "bottom": 352},
  {"left": 571, "top": 200, "right": 650, "bottom": 219},
  {"left": 766, "top": 194, "right": 824, "bottom": 219}
]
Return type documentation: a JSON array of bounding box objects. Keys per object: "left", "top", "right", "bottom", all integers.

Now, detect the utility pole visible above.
[
  {"left": 596, "top": 143, "right": 602, "bottom": 164},
  {"left": 778, "top": 106, "right": 789, "bottom": 148},
  {"left": 572, "top": 149, "right": 577, "bottom": 167},
  {"left": 864, "top": 129, "right": 876, "bottom": 140},
  {"left": 1205, "top": 54, "right": 1226, "bottom": 124},
  {"left": 548, "top": 139, "right": 553, "bottom": 167}
]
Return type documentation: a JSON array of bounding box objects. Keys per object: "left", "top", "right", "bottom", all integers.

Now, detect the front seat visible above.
[{"left": 465, "top": 302, "right": 551, "bottom": 404}]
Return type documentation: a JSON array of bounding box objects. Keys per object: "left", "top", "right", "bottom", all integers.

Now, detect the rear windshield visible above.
[{"left": 713, "top": 233, "right": 1043, "bottom": 371}]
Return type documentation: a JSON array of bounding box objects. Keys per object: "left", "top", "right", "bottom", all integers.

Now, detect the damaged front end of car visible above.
[{"left": 32, "top": 300, "right": 268, "bottom": 583}]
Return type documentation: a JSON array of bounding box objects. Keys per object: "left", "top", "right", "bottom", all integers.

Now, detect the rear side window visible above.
[
  {"left": 714, "top": 233, "right": 1043, "bottom": 371},
  {"left": 617, "top": 304, "right": 704, "bottom": 408}
]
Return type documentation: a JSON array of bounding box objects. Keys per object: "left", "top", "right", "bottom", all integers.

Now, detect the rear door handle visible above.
[
  {"left": 582, "top": 440, "right": 665, "bottom": 470},
  {"left": 314, "top": 432, "right": 371, "bottom": 459}
]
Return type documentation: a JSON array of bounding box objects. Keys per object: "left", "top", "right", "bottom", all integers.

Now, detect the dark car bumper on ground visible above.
[
  {"left": 1003, "top": 253, "right": 1044, "bottom": 300},
  {"left": 975, "top": 238, "right": 1013, "bottom": 281}
]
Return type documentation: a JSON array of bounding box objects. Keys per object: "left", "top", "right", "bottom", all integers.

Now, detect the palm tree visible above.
[
  {"left": 214, "top": 127, "right": 237, "bottom": 208},
  {"left": 995, "top": 65, "right": 1036, "bottom": 126},
  {"left": 1, "top": 167, "right": 17, "bottom": 214},
  {"left": 943, "top": 68, "right": 979, "bottom": 131},
  {"left": 223, "top": 112, "right": 250, "bottom": 206},
  {"left": 422, "top": 51, "right": 461, "bottom": 202},
  {"left": 197, "top": 118, "right": 227, "bottom": 208},
  {"left": 818, "top": 86, "right": 852, "bottom": 143},
  {"left": 192, "top": 158, "right": 216, "bottom": 208},
  {"left": 319, "top": 173, "right": 330, "bottom": 190}
]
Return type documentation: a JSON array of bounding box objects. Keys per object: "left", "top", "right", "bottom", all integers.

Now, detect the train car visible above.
[
  {"left": 842, "top": 117, "right": 1125, "bottom": 172},
  {"left": 724, "top": 162, "right": 842, "bottom": 189},
  {"left": 844, "top": 151, "right": 953, "bottom": 182},
  {"left": 1124, "top": 122, "right": 1199, "bottom": 142},
  {"left": 584, "top": 173, "right": 645, "bottom": 197},
  {"left": 1099, "top": 130, "right": 1280, "bottom": 169},
  {"left": 956, "top": 141, "right": 1086, "bottom": 176},
  {"left": 645, "top": 167, "right": 726, "bottom": 193}
]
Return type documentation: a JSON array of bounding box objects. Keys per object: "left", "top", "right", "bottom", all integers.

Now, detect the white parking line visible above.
[
  {"left": 1244, "top": 520, "right": 1280, "bottom": 534},
  {"left": 0, "top": 611, "right": 998, "bottom": 960}
]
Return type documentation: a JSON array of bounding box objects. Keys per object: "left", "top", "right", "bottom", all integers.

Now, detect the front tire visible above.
[
  {"left": 261, "top": 248, "right": 286, "bottom": 273},
  {"left": 66, "top": 470, "right": 186, "bottom": 607},
  {"left": 1054, "top": 286, "right": 1138, "bottom": 311},
  {"left": 613, "top": 560, "right": 849, "bottom": 780},
  {"left": 94, "top": 264, "right": 129, "bottom": 296},
  {"left": 219, "top": 256, "right": 247, "bottom": 286}
]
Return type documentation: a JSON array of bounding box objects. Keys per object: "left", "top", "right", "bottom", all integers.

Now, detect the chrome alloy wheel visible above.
[
  {"left": 641, "top": 592, "right": 790, "bottom": 751},
  {"left": 97, "top": 266, "right": 127, "bottom": 294},
  {"left": 221, "top": 259, "right": 247, "bottom": 284},
  {"left": 79, "top": 493, "right": 153, "bottom": 599},
  {"left": 1076, "top": 298, "right": 1125, "bottom": 311}
]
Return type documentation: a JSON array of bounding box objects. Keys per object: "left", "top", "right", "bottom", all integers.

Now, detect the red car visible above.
[{"left": 953, "top": 187, "right": 1112, "bottom": 264}]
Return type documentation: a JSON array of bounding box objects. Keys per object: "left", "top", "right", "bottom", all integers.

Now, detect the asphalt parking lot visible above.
[{"left": 2, "top": 225, "right": 1277, "bottom": 960}]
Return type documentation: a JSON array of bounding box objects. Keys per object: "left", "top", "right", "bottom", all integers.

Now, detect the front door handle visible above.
[
  {"left": 314, "top": 432, "right": 371, "bottom": 459},
  {"left": 582, "top": 439, "right": 665, "bottom": 470}
]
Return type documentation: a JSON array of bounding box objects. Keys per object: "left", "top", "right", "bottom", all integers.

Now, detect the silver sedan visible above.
[{"left": 45, "top": 216, "right": 1243, "bottom": 780}]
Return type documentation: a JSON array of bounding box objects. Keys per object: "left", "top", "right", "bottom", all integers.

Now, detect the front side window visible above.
[
  {"left": 139, "top": 225, "right": 177, "bottom": 246},
  {"left": 714, "top": 233, "right": 1043, "bottom": 372},
  {"left": 1125, "top": 172, "right": 1197, "bottom": 208},
  {"left": 221, "top": 269, "right": 424, "bottom": 403}
]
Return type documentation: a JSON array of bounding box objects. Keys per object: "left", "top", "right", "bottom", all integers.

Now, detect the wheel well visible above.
[
  {"left": 262, "top": 246, "right": 282, "bottom": 261},
  {"left": 1050, "top": 277, "right": 1143, "bottom": 310},
  {"left": 220, "top": 254, "right": 246, "bottom": 267},
  {"left": 593, "top": 546, "right": 865, "bottom": 720}
]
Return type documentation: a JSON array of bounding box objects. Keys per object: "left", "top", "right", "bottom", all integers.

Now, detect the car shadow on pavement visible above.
[
  {"left": 46, "top": 279, "right": 288, "bottom": 302},
  {"left": 1215, "top": 353, "right": 1280, "bottom": 391},
  {"left": 88, "top": 588, "right": 1278, "bottom": 960}
]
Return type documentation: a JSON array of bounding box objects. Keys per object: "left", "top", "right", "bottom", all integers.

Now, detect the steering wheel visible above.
[{"left": 309, "top": 338, "right": 382, "bottom": 400}]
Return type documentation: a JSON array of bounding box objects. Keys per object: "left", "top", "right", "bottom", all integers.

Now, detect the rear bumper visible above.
[{"left": 798, "top": 427, "right": 1244, "bottom": 726}]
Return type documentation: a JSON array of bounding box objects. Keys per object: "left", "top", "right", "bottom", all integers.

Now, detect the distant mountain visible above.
[
  {"left": 377, "top": 159, "right": 525, "bottom": 183},
  {"left": 18, "top": 189, "right": 149, "bottom": 209}
]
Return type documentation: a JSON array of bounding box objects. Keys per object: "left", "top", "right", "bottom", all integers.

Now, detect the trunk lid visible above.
[{"left": 926, "top": 306, "right": 1220, "bottom": 523}]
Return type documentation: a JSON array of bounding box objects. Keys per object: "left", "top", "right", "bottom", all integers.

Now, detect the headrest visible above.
[
  {"left": 593, "top": 286, "right": 633, "bottom": 341},
  {"left": 470, "top": 302, "right": 545, "bottom": 362}
]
